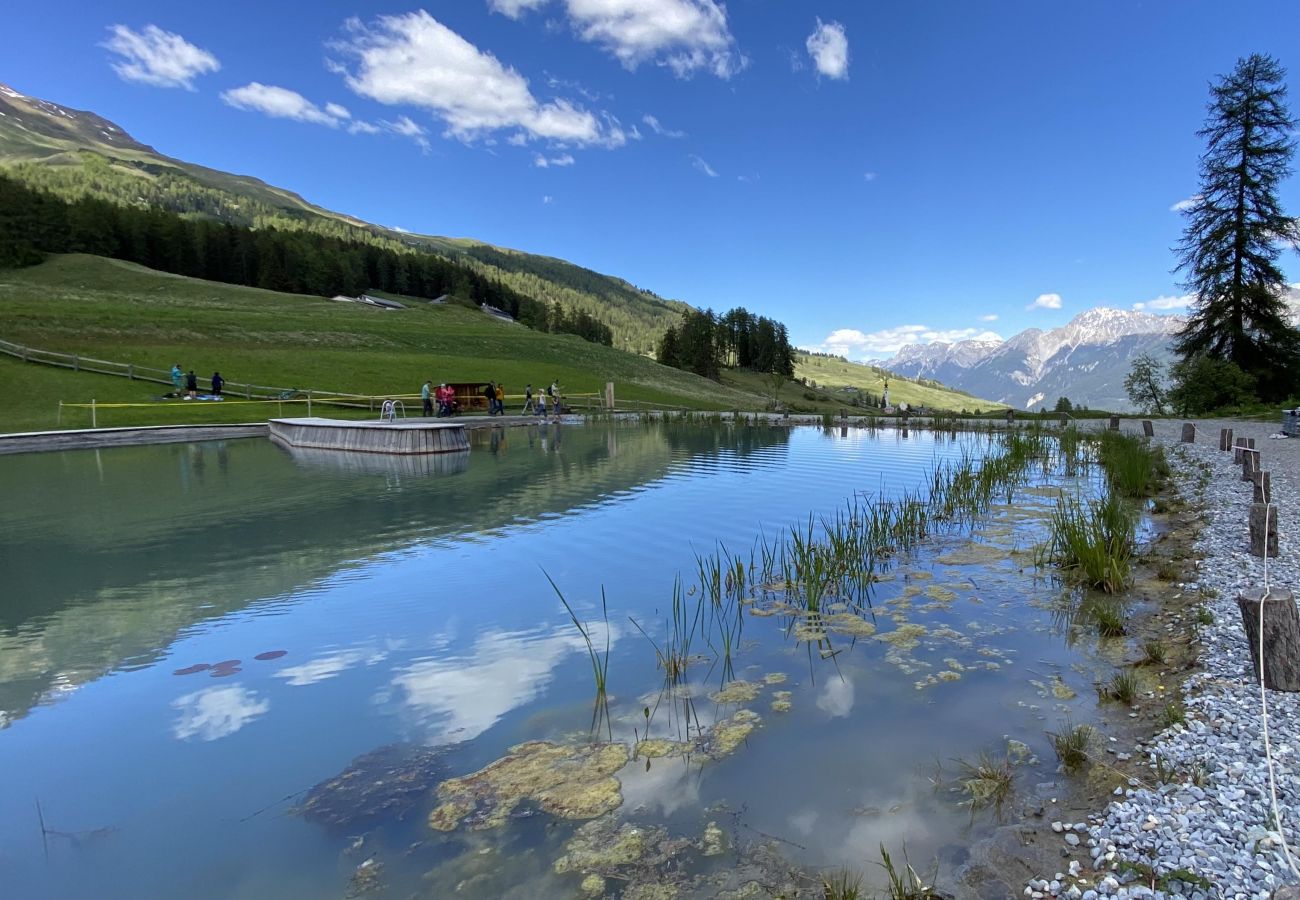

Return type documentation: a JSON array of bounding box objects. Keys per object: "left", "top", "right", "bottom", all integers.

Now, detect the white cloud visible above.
[
  {"left": 643, "top": 113, "right": 685, "bottom": 138},
  {"left": 488, "top": 0, "right": 552, "bottom": 18},
  {"left": 980, "top": 313, "right": 999, "bottom": 322},
  {"left": 383, "top": 115, "right": 431, "bottom": 152},
  {"left": 690, "top": 154, "right": 718, "bottom": 177},
  {"left": 542, "top": 194, "right": 554, "bottom": 204},
  {"left": 1027, "top": 292, "right": 1062, "bottom": 311},
  {"left": 221, "top": 83, "right": 348, "bottom": 127},
  {"left": 534, "top": 152, "right": 575, "bottom": 167},
  {"left": 863, "top": 171, "right": 877, "bottom": 182},
  {"left": 817, "top": 325, "right": 1004, "bottom": 357},
  {"left": 102, "top": 24, "right": 219, "bottom": 90},
  {"left": 1132, "top": 293, "right": 1194, "bottom": 312},
  {"left": 348, "top": 120, "right": 381, "bottom": 135},
  {"left": 805, "top": 18, "right": 849, "bottom": 80},
  {"left": 334, "top": 11, "right": 618, "bottom": 147},
  {"left": 172, "top": 686, "right": 268, "bottom": 741},
  {"left": 1170, "top": 194, "right": 1202, "bottom": 212},
  {"left": 562, "top": 0, "right": 744, "bottom": 78},
  {"left": 276, "top": 648, "right": 388, "bottom": 686}
]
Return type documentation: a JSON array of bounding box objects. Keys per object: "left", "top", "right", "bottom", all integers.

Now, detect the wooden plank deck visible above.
[{"left": 268, "top": 417, "right": 470, "bottom": 455}]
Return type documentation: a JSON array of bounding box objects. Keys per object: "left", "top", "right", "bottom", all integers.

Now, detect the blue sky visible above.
[{"left": 7, "top": 1, "right": 1300, "bottom": 357}]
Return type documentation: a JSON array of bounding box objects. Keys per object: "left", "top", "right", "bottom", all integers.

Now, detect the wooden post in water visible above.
[
  {"left": 1234, "top": 437, "right": 1247, "bottom": 463},
  {"left": 1220, "top": 427, "right": 1233, "bottom": 451},
  {"left": 1005, "top": 408, "right": 1015, "bottom": 425},
  {"left": 605, "top": 382, "right": 615, "bottom": 410},
  {"left": 91, "top": 399, "right": 96, "bottom": 428},
  {"left": 307, "top": 390, "right": 313, "bottom": 417},
  {"left": 1180, "top": 423, "right": 1195, "bottom": 442},
  {"left": 1236, "top": 587, "right": 1300, "bottom": 691},
  {"left": 1250, "top": 503, "right": 1279, "bottom": 558},
  {"left": 1253, "top": 471, "right": 1272, "bottom": 504},
  {"left": 1109, "top": 415, "right": 1120, "bottom": 431},
  {"left": 1142, "top": 420, "right": 1154, "bottom": 437}
]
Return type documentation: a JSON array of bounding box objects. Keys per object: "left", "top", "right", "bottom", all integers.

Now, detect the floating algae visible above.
[
  {"left": 635, "top": 739, "right": 691, "bottom": 759},
  {"left": 937, "top": 542, "right": 1012, "bottom": 566},
  {"left": 702, "top": 820, "right": 726, "bottom": 856},
  {"left": 697, "top": 709, "right": 762, "bottom": 759},
  {"left": 345, "top": 857, "right": 385, "bottom": 898},
  {"left": 825, "top": 613, "right": 876, "bottom": 638},
  {"left": 937, "top": 670, "right": 962, "bottom": 682},
  {"left": 1050, "top": 675, "right": 1076, "bottom": 700},
  {"left": 580, "top": 874, "right": 607, "bottom": 896},
  {"left": 792, "top": 621, "right": 827, "bottom": 642},
  {"left": 770, "top": 692, "right": 793, "bottom": 713},
  {"left": 429, "top": 741, "right": 628, "bottom": 832},
  {"left": 554, "top": 818, "right": 666, "bottom": 875},
  {"left": 924, "top": 584, "right": 958, "bottom": 602},
  {"left": 904, "top": 570, "right": 933, "bottom": 581},
  {"left": 297, "top": 743, "right": 446, "bottom": 828},
  {"left": 709, "top": 680, "right": 762, "bottom": 704},
  {"left": 762, "top": 672, "right": 787, "bottom": 685},
  {"left": 878, "top": 622, "right": 927, "bottom": 651}
]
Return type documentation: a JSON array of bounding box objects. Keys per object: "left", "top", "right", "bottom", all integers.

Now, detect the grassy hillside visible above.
[
  {"left": 0, "top": 84, "right": 684, "bottom": 352},
  {"left": 794, "top": 352, "right": 1003, "bottom": 411},
  {"left": 0, "top": 255, "right": 766, "bottom": 433}
]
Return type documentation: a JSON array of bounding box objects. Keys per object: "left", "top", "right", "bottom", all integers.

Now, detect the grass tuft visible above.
[
  {"left": 1048, "top": 721, "right": 1095, "bottom": 772},
  {"left": 1104, "top": 671, "right": 1141, "bottom": 705}
]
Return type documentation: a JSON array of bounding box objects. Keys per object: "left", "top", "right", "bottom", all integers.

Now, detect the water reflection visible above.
[
  {"left": 172, "top": 685, "right": 270, "bottom": 741},
  {"left": 274, "top": 444, "right": 471, "bottom": 477}
]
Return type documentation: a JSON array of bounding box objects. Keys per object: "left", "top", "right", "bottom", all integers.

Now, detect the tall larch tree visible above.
[{"left": 1174, "top": 53, "right": 1300, "bottom": 400}]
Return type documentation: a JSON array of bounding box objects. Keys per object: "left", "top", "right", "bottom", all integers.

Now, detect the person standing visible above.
[
  {"left": 211, "top": 371, "right": 224, "bottom": 396},
  {"left": 421, "top": 379, "right": 433, "bottom": 417},
  {"left": 536, "top": 389, "right": 547, "bottom": 417},
  {"left": 483, "top": 382, "right": 496, "bottom": 415},
  {"left": 522, "top": 383, "right": 534, "bottom": 414},
  {"left": 494, "top": 382, "right": 505, "bottom": 415},
  {"left": 549, "top": 380, "right": 560, "bottom": 419},
  {"left": 171, "top": 363, "right": 183, "bottom": 395},
  {"left": 185, "top": 370, "right": 199, "bottom": 400}
]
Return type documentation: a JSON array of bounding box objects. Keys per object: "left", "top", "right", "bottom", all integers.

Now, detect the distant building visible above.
[{"left": 481, "top": 304, "right": 515, "bottom": 321}]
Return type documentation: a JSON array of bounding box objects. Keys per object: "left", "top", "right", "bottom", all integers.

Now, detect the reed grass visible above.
[
  {"left": 545, "top": 572, "right": 612, "bottom": 738},
  {"left": 1038, "top": 494, "right": 1135, "bottom": 593},
  {"left": 1048, "top": 721, "right": 1094, "bottom": 772},
  {"left": 1104, "top": 671, "right": 1141, "bottom": 705},
  {"left": 1096, "top": 431, "right": 1168, "bottom": 498},
  {"left": 822, "top": 867, "right": 863, "bottom": 900},
  {"left": 957, "top": 752, "right": 1014, "bottom": 810},
  {"left": 1158, "top": 701, "right": 1186, "bottom": 729},
  {"left": 877, "top": 844, "right": 942, "bottom": 900},
  {"left": 1138, "top": 638, "right": 1169, "bottom": 666}
]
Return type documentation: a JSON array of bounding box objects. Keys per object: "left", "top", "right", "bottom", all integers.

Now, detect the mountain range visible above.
[{"left": 873, "top": 298, "right": 1300, "bottom": 411}]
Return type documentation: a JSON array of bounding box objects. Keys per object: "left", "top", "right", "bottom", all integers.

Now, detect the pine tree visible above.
[{"left": 1174, "top": 53, "right": 1300, "bottom": 400}]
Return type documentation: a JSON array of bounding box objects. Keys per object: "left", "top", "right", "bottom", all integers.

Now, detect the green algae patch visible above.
[
  {"left": 937, "top": 670, "right": 962, "bottom": 682},
  {"left": 429, "top": 741, "right": 628, "bottom": 832},
  {"left": 770, "top": 691, "right": 793, "bottom": 713},
  {"left": 937, "top": 542, "right": 1011, "bottom": 566},
  {"left": 925, "top": 584, "right": 958, "bottom": 602},
  {"left": 792, "top": 622, "right": 827, "bottom": 642},
  {"left": 825, "top": 613, "right": 877, "bottom": 638},
  {"left": 702, "top": 820, "right": 726, "bottom": 856},
  {"left": 624, "top": 886, "right": 681, "bottom": 900},
  {"left": 699, "top": 709, "right": 761, "bottom": 759},
  {"left": 635, "top": 739, "right": 690, "bottom": 759},
  {"left": 904, "top": 570, "right": 933, "bottom": 581},
  {"left": 1051, "top": 675, "right": 1077, "bottom": 700},
  {"left": 878, "top": 622, "right": 927, "bottom": 651},
  {"left": 709, "top": 680, "right": 762, "bottom": 704},
  {"left": 580, "top": 874, "right": 606, "bottom": 896},
  {"left": 555, "top": 818, "right": 663, "bottom": 875},
  {"left": 763, "top": 672, "right": 787, "bottom": 685}
]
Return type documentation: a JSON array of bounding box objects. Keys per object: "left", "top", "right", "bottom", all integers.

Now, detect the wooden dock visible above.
[{"left": 268, "top": 417, "right": 470, "bottom": 455}]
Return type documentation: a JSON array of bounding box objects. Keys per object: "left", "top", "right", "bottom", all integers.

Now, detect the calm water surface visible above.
[{"left": 0, "top": 422, "right": 1114, "bottom": 898}]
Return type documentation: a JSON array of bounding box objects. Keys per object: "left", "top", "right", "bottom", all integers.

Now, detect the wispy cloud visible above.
[
  {"left": 382, "top": 115, "right": 431, "bottom": 152},
  {"left": 102, "top": 24, "right": 219, "bottom": 90},
  {"left": 1132, "top": 293, "right": 1193, "bottom": 312},
  {"left": 333, "top": 11, "right": 620, "bottom": 148},
  {"left": 1027, "top": 292, "right": 1062, "bottom": 311},
  {"left": 1170, "top": 194, "right": 1202, "bottom": 212},
  {"left": 690, "top": 154, "right": 718, "bottom": 177},
  {"left": 805, "top": 18, "right": 849, "bottom": 80},
  {"left": 534, "top": 152, "right": 575, "bottom": 167},
  {"left": 980, "top": 313, "right": 999, "bottom": 322},
  {"left": 488, "top": 0, "right": 550, "bottom": 18},
  {"left": 221, "top": 83, "right": 350, "bottom": 127},
  {"left": 817, "top": 325, "right": 1003, "bottom": 357},
  {"left": 542, "top": 194, "right": 554, "bottom": 204},
  {"left": 643, "top": 113, "right": 685, "bottom": 138},
  {"left": 862, "top": 171, "right": 877, "bottom": 182}
]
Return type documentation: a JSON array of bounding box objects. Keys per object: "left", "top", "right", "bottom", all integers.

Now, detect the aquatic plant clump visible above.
[
  {"left": 297, "top": 743, "right": 446, "bottom": 828},
  {"left": 1038, "top": 493, "right": 1136, "bottom": 593},
  {"left": 428, "top": 741, "right": 628, "bottom": 832}
]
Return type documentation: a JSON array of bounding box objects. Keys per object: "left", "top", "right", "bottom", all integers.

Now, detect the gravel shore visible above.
[{"left": 1027, "top": 419, "right": 1300, "bottom": 900}]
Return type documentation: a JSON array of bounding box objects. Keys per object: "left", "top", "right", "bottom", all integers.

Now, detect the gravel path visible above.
[{"left": 1027, "top": 419, "right": 1300, "bottom": 900}]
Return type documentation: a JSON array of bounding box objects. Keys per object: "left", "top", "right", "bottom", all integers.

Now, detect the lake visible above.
[{"left": 0, "top": 421, "right": 1117, "bottom": 898}]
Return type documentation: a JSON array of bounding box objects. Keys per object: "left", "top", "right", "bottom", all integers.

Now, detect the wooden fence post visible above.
[
  {"left": 1180, "top": 423, "right": 1195, "bottom": 442},
  {"left": 1142, "top": 420, "right": 1154, "bottom": 437},
  {"left": 91, "top": 399, "right": 97, "bottom": 429},
  {"left": 1109, "top": 415, "right": 1120, "bottom": 431},
  {"left": 1242, "top": 449, "right": 1260, "bottom": 482},
  {"left": 1250, "top": 502, "right": 1279, "bottom": 558},
  {"left": 127, "top": 364, "right": 134, "bottom": 380},
  {"left": 1234, "top": 437, "right": 1247, "bottom": 463},
  {"left": 1253, "top": 471, "right": 1272, "bottom": 504},
  {"left": 1236, "top": 587, "right": 1300, "bottom": 691},
  {"left": 1220, "top": 427, "right": 1233, "bottom": 451}
]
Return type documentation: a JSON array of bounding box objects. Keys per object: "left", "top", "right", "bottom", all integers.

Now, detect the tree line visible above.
[
  {"left": 1127, "top": 53, "right": 1300, "bottom": 415},
  {"left": 4, "top": 155, "right": 676, "bottom": 351},
  {"left": 657, "top": 307, "right": 795, "bottom": 381},
  {"left": 0, "top": 173, "right": 613, "bottom": 346}
]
